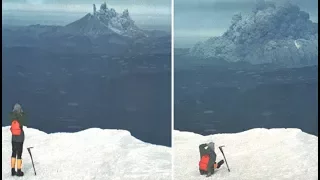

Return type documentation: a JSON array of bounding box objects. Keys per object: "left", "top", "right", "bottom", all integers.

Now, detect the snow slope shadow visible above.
[
  {"left": 2, "top": 127, "right": 171, "bottom": 180},
  {"left": 174, "top": 128, "right": 318, "bottom": 180}
]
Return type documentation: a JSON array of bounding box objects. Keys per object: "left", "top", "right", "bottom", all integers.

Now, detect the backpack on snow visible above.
[
  {"left": 198, "top": 143, "right": 216, "bottom": 174},
  {"left": 199, "top": 154, "right": 210, "bottom": 171},
  {"left": 10, "top": 120, "right": 21, "bottom": 136}
]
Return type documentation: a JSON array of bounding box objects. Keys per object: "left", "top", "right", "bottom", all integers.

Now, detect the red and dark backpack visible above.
[
  {"left": 10, "top": 120, "right": 21, "bottom": 136},
  {"left": 199, "top": 154, "right": 210, "bottom": 171}
]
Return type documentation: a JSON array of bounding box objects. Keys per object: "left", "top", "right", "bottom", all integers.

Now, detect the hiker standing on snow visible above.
[{"left": 10, "top": 103, "right": 25, "bottom": 177}]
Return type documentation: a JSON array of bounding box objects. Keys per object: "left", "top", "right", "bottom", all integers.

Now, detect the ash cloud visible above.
[{"left": 189, "top": 0, "right": 318, "bottom": 67}]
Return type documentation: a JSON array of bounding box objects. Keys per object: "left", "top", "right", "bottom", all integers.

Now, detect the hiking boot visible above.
[
  {"left": 217, "top": 160, "right": 224, "bottom": 169},
  {"left": 11, "top": 168, "right": 16, "bottom": 176},
  {"left": 199, "top": 169, "right": 206, "bottom": 175},
  {"left": 16, "top": 159, "right": 24, "bottom": 177},
  {"left": 206, "top": 168, "right": 215, "bottom": 177},
  {"left": 11, "top": 157, "right": 16, "bottom": 176},
  {"left": 16, "top": 169, "right": 24, "bottom": 177},
  {"left": 206, "top": 171, "right": 213, "bottom": 177}
]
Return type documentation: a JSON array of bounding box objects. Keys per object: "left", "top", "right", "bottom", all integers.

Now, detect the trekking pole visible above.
[
  {"left": 218, "top": 146, "right": 230, "bottom": 172},
  {"left": 27, "top": 147, "right": 37, "bottom": 175}
]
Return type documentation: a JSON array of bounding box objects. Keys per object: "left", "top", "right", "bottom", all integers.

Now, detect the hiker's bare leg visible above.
[{"left": 213, "top": 163, "right": 218, "bottom": 169}]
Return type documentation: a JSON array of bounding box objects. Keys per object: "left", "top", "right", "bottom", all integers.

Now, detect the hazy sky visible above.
[
  {"left": 174, "top": 0, "right": 318, "bottom": 48},
  {"left": 2, "top": 0, "right": 171, "bottom": 31}
]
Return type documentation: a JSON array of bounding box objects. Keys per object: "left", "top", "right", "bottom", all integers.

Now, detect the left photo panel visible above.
[{"left": 2, "top": 0, "right": 172, "bottom": 179}]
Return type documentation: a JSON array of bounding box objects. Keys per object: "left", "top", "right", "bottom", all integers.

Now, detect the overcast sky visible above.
[
  {"left": 2, "top": 0, "right": 171, "bottom": 31},
  {"left": 174, "top": 0, "right": 318, "bottom": 48}
]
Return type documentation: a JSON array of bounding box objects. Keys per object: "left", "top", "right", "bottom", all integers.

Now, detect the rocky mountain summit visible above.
[{"left": 64, "top": 2, "right": 146, "bottom": 38}]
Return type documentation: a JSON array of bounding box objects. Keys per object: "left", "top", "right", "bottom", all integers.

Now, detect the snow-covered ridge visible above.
[
  {"left": 65, "top": 2, "right": 146, "bottom": 38},
  {"left": 189, "top": 1, "right": 318, "bottom": 67},
  {"left": 174, "top": 128, "right": 318, "bottom": 180},
  {"left": 2, "top": 126, "right": 171, "bottom": 180}
]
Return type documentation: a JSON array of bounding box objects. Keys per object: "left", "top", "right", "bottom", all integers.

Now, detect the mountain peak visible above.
[{"left": 65, "top": 2, "right": 146, "bottom": 38}]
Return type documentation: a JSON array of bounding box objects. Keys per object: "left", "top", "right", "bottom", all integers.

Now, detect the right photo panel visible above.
[{"left": 174, "top": 0, "right": 318, "bottom": 179}]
